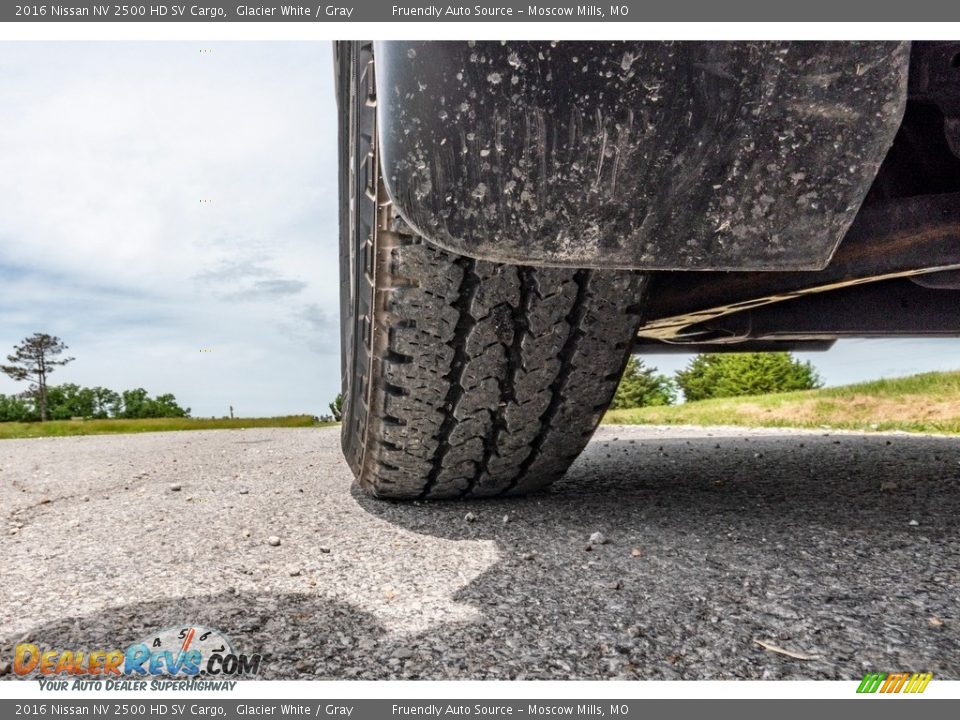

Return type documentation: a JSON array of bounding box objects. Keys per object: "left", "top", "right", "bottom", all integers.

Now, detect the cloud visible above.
[
  {"left": 275, "top": 302, "right": 340, "bottom": 357},
  {"left": 195, "top": 257, "right": 276, "bottom": 283},
  {"left": 197, "top": 254, "right": 309, "bottom": 300},
  {"left": 233, "top": 278, "right": 308, "bottom": 299},
  {"left": 0, "top": 42, "right": 342, "bottom": 417}
]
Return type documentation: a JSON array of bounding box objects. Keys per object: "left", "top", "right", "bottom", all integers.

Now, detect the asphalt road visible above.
[{"left": 1, "top": 425, "right": 958, "bottom": 680}]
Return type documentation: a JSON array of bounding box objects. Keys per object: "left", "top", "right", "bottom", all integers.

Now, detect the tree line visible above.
[
  {"left": 611, "top": 352, "right": 822, "bottom": 409},
  {"left": 0, "top": 385, "right": 190, "bottom": 423},
  {"left": 1, "top": 333, "right": 189, "bottom": 422},
  {"left": 1, "top": 333, "right": 825, "bottom": 422}
]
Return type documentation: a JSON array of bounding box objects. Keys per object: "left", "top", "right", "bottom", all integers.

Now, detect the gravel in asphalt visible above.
[{"left": 1, "top": 425, "right": 958, "bottom": 679}]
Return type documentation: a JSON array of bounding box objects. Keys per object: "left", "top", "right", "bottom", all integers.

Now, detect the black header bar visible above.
[{"left": 4, "top": 1, "right": 960, "bottom": 22}]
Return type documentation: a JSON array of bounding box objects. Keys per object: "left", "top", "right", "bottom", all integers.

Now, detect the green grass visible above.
[
  {"left": 0, "top": 415, "right": 336, "bottom": 440},
  {"left": 603, "top": 370, "right": 960, "bottom": 435}
]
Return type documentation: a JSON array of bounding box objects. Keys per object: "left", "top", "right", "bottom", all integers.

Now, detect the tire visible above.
[{"left": 338, "top": 42, "right": 648, "bottom": 500}]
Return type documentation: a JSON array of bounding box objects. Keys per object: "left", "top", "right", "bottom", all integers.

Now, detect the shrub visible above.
[{"left": 675, "top": 352, "right": 822, "bottom": 402}]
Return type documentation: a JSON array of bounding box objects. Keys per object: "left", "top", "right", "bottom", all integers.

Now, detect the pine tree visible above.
[
  {"left": 1, "top": 334, "right": 75, "bottom": 422},
  {"left": 610, "top": 357, "right": 676, "bottom": 409}
]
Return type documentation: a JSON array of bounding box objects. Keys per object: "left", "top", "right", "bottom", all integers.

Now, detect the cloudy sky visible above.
[
  {"left": 0, "top": 42, "right": 958, "bottom": 417},
  {"left": 0, "top": 42, "right": 340, "bottom": 417}
]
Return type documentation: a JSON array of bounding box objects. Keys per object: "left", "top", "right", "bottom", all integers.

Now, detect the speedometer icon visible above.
[{"left": 127, "top": 625, "right": 259, "bottom": 677}]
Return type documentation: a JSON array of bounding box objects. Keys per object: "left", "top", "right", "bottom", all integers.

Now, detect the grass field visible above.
[
  {"left": 0, "top": 415, "right": 335, "bottom": 440},
  {"left": 604, "top": 370, "right": 960, "bottom": 434}
]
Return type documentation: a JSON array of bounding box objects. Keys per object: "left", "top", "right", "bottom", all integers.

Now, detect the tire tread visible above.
[{"left": 346, "top": 232, "right": 646, "bottom": 499}]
